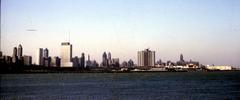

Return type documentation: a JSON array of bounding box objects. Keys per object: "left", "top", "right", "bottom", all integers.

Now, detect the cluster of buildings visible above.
[
  {"left": 136, "top": 49, "right": 199, "bottom": 68},
  {"left": 0, "top": 43, "right": 235, "bottom": 71},
  {"left": 121, "top": 59, "right": 134, "bottom": 68},
  {"left": 100, "top": 52, "right": 120, "bottom": 68},
  {"left": 36, "top": 42, "right": 99, "bottom": 68},
  {"left": 36, "top": 48, "right": 59, "bottom": 67},
  {"left": 135, "top": 49, "right": 199, "bottom": 71},
  {"left": 0, "top": 44, "right": 32, "bottom": 66},
  {"left": 135, "top": 49, "right": 233, "bottom": 71}
]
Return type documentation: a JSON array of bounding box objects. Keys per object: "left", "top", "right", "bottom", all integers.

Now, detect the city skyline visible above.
[{"left": 1, "top": 0, "right": 240, "bottom": 67}]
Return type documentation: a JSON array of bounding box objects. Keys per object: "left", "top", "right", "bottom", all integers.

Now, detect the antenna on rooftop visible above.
[{"left": 68, "top": 30, "right": 71, "bottom": 43}]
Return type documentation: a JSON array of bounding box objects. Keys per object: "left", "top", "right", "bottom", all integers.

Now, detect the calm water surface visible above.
[{"left": 1, "top": 72, "right": 240, "bottom": 100}]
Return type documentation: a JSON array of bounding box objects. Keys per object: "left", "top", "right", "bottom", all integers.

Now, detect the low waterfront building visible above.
[
  {"left": 206, "top": 65, "right": 232, "bottom": 70},
  {"left": 149, "top": 67, "right": 167, "bottom": 71}
]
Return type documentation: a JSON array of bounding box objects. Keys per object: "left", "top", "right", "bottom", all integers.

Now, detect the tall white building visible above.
[
  {"left": 60, "top": 42, "right": 73, "bottom": 67},
  {"left": 137, "top": 49, "right": 155, "bottom": 67},
  {"left": 36, "top": 48, "right": 43, "bottom": 65}
]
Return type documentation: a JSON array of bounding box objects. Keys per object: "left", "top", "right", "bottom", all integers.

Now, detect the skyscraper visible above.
[
  {"left": 108, "top": 52, "right": 111, "bottom": 60},
  {"left": 43, "top": 48, "right": 49, "bottom": 58},
  {"left": 103, "top": 52, "right": 107, "bottom": 61},
  {"left": 60, "top": 42, "right": 73, "bottom": 67},
  {"left": 111, "top": 58, "right": 119, "bottom": 68},
  {"left": 23, "top": 55, "right": 32, "bottom": 66},
  {"left": 0, "top": 51, "right": 2, "bottom": 57},
  {"left": 43, "top": 48, "right": 51, "bottom": 67},
  {"left": 13, "top": 47, "right": 17, "bottom": 57},
  {"left": 72, "top": 56, "right": 79, "bottom": 67},
  {"left": 12, "top": 47, "right": 18, "bottom": 63},
  {"left": 86, "top": 54, "right": 91, "bottom": 67},
  {"left": 121, "top": 61, "right": 128, "bottom": 67},
  {"left": 177, "top": 54, "right": 186, "bottom": 66},
  {"left": 108, "top": 52, "right": 112, "bottom": 66},
  {"left": 180, "top": 54, "right": 184, "bottom": 62},
  {"left": 80, "top": 53, "right": 85, "bottom": 68},
  {"left": 137, "top": 49, "right": 155, "bottom": 67},
  {"left": 51, "top": 56, "right": 61, "bottom": 67},
  {"left": 17, "top": 44, "right": 22, "bottom": 59},
  {"left": 36, "top": 48, "right": 43, "bottom": 65},
  {"left": 128, "top": 59, "right": 134, "bottom": 68},
  {"left": 102, "top": 52, "right": 108, "bottom": 67}
]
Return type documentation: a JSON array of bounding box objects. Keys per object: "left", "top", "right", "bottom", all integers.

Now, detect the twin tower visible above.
[{"left": 36, "top": 42, "right": 72, "bottom": 67}]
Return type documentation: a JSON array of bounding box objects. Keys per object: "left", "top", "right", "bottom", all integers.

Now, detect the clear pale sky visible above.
[{"left": 1, "top": 0, "right": 240, "bottom": 67}]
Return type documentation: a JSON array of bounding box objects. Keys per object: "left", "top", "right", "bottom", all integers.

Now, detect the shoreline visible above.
[
  {"left": 1, "top": 65, "right": 239, "bottom": 74},
  {"left": 1, "top": 69, "right": 239, "bottom": 74}
]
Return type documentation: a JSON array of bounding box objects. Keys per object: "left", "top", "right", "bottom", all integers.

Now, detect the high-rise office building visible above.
[
  {"left": 80, "top": 53, "right": 85, "bottom": 68},
  {"left": 180, "top": 54, "right": 184, "bottom": 62},
  {"left": 102, "top": 52, "right": 108, "bottom": 67},
  {"left": 60, "top": 42, "right": 73, "bottom": 67},
  {"left": 111, "top": 58, "right": 120, "bottom": 68},
  {"left": 91, "top": 60, "right": 99, "bottom": 67},
  {"left": 121, "top": 61, "right": 128, "bottom": 67},
  {"left": 128, "top": 59, "right": 134, "bottom": 68},
  {"left": 102, "top": 52, "right": 107, "bottom": 61},
  {"left": 137, "top": 49, "right": 155, "bottom": 67},
  {"left": 42, "top": 48, "right": 51, "bottom": 67},
  {"left": 0, "top": 51, "right": 2, "bottom": 63},
  {"left": 72, "top": 56, "right": 79, "bottom": 67},
  {"left": 177, "top": 54, "right": 186, "bottom": 66},
  {"left": 17, "top": 44, "right": 23, "bottom": 59},
  {"left": 43, "top": 48, "right": 49, "bottom": 58},
  {"left": 23, "top": 55, "right": 32, "bottom": 66},
  {"left": 13, "top": 47, "right": 18, "bottom": 56},
  {"left": 12, "top": 47, "right": 18, "bottom": 63},
  {"left": 43, "top": 57, "right": 51, "bottom": 67},
  {"left": 0, "top": 51, "right": 2, "bottom": 57},
  {"left": 4, "top": 56, "right": 12, "bottom": 64},
  {"left": 108, "top": 52, "right": 112, "bottom": 66},
  {"left": 36, "top": 48, "right": 43, "bottom": 65},
  {"left": 108, "top": 52, "right": 111, "bottom": 60},
  {"left": 51, "top": 56, "right": 61, "bottom": 67},
  {"left": 86, "top": 54, "right": 91, "bottom": 67}
]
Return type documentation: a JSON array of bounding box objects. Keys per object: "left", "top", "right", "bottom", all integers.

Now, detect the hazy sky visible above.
[{"left": 1, "top": 0, "right": 240, "bottom": 67}]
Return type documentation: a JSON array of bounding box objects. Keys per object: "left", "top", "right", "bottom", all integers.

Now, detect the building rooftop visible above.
[{"left": 61, "top": 42, "right": 70, "bottom": 45}]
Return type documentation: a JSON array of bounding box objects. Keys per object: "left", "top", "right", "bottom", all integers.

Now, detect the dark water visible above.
[{"left": 1, "top": 72, "right": 240, "bottom": 100}]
